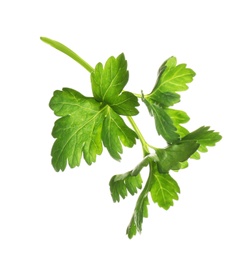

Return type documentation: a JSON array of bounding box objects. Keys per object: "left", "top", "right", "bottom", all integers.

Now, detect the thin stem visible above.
[
  {"left": 138, "top": 162, "right": 154, "bottom": 197},
  {"left": 40, "top": 37, "right": 94, "bottom": 73},
  {"left": 127, "top": 116, "right": 150, "bottom": 156},
  {"left": 147, "top": 143, "right": 159, "bottom": 151},
  {"left": 133, "top": 93, "right": 142, "bottom": 98}
]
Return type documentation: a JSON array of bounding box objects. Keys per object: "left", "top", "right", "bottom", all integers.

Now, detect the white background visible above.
[{"left": 0, "top": 0, "right": 246, "bottom": 259}]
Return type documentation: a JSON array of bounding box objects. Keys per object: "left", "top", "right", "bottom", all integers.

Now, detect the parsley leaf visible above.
[
  {"left": 143, "top": 56, "right": 195, "bottom": 143},
  {"left": 151, "top": 171, "right": 180, "bottom": 210},
  {"left": 165, "top": 108, "right": 190, "bottom": 137},
  {"left": 127, "top": 195, "right": 149, "bottom": 239},
  {"left": 102, "top": 108, "right": 137, "bottom": 161},
  {"left": 182, "top": 126, "right": 222, "bottom": 150},
  {"left": 182, "top": 126, "right": 222, "bottom": 154},
  {"left": 152, "top": 56, "right": 195, "bottom": 96},
  {"left": 91, "top": 53, "right": 139, "bottom": 116},
  {"left": 50, "top": 88, "right": 138, "bottom": 171},
  {"left": 155, "top": 141, "right": 200, "bottom": 173},
  {"left": 143, "top": 100, "right": 179, "bottom": 143},
  {"left": 126, "top": 162, "right": 154, "bottom": 239},
  {"left": 109, "top": 154, "right": 157, "bottom": 202},
  {"left": 175, "top": 126, "right": 222, "bottom": 168},
  {"left": 50, "top": 88, "right": 105, "bottom": 171},
  {"left": 110, "top": 172, "right": 143, "bottom": 202}
]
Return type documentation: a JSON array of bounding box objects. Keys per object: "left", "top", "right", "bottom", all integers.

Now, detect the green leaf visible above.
[
  {"left": 165, "top": 108, "right": 190, "bottom": 137},
  {"left": 91, "top": 53, "right": 139, "bottom": 116},
  {"left": 126, "top": 162, "right": 157, "bottom": 239},
  {"left": 126, "top": 217, "right": 137, "bottom": 238},
  {"left": 127, "top": 196, "right": 149, "bottom": 239},
  {"left": 143, "top": 56, "right": 195, "bottom": 143},
  {"left": 182, "top": 126, "right": 222, "bottom": 152},
  {"left": 50, "top": 88, "right": 106, "bottom": 171},
  {"left": 102, "top": 108, "right": 138, "bottom": 161},
  {"left": 110, "top": 91, "right": 139, "bottom": 116},
  {"left": 109, "top": 153, "right": 157, "bottom": 203},
  {"left": 143, "top": 100, "right": 179, "bottom": 143},
  {"left": 109, "top": 172, "right": 143, "bottom": 202},
  {"left": 190, "top": 151, "right": 201, "bottom": 160},
  {"left": 151, "top": 171, "right": 180, "bottom": 210},
  {"left": 50, "top": 88, "right": 139, "bottom": 171},
  {"left": 156, "top": 141, "right": 200, "bottom": 173},
  {"left": 146, "top": 56, "right": 195, "bottom": 108},
  {"left": 152, "top": 56, "right": 196, "bottom": 97}
]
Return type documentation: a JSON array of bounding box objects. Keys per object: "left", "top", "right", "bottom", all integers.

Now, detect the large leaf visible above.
[
  {"left": 50, "top": 88, "right": 105, "bottom": 171},
  {"left": 50, "top": 88, "right": 138, "bottom": 171}
]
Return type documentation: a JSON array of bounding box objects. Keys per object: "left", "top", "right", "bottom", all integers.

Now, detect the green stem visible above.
[
  {"left": 133, "top": 93, "right": 142, "bottom": 98},
  {"left": 137, "top": 162, "right": 154, "bottom": 200},
  {"left": 40, "top": 37, "right": 94, "bottom": 73},
  {"left": 127, "top": 116, "right": 150, "bottom": 156}
]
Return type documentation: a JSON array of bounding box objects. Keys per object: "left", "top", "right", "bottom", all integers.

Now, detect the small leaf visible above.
[
  {"left": 156, "top": 141, "right": 199, "bottom": 173},
  {"left": 102, "top": 108, "right": 138, "bottom": 161},
  {"left": 182, "top": 126, "right": 222, "bottom": 155},
  {"left": 144, "top": 100, "right": 179, "bottom": 143},
  {"left": 126, "top": 196, "right": 149, "bottom": 238},
  {"left": 151, "top": 172, "right": 180, "bottom": 210},
  {"left": 109, "top": 172, "right": 143, "bottom": 202},
  {"left": 153, "top": 56, "right": 195, "bottom": 94},
  {"left": 142, "top": 56, "right": 195, "bottom": 143},
  {"left": 126, "top": 217, "right": 137, "bottom": 239},
  {"left": 91, "top": 53, "right": 139, "bottom": 116},
  {"left": 148, "top": 56, "right": 195, "bottom": 106},
  {"left": 165, "top": 108, "right": 190, "bottom": 137},
  {"left": 182, "top": 126, "right": 222, "bottom": 147},
  {"left": 147, "top": 92, "right": 180, "bottom": 107},
  {"left": 190, "top": 151, "right": 201, "bottom": 160}
]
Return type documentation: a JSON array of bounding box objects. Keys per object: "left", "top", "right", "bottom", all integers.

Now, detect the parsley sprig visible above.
[{"left": 41, "top": 37, "right": 222, "bottom": 238}]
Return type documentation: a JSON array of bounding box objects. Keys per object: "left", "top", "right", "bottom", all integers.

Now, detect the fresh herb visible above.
[{"left": 41, "top": 37, "right": 222, "bottom": 238}]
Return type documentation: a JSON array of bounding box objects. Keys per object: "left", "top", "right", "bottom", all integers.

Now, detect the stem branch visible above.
[{"left": 127, "top": 116, "right": 150, "bottom": 156}]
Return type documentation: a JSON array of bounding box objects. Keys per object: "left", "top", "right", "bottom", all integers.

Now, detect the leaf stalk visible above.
[
  {"left": 127, "top": 116, "right": 150, "bottom": 157},
  {"left": 40, "top": 37, "right": 94, "bottom": 73}
]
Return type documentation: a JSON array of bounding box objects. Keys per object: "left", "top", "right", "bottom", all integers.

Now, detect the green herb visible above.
[{"left": 41, "top": 36, "right": 222, "bottom": 238}]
